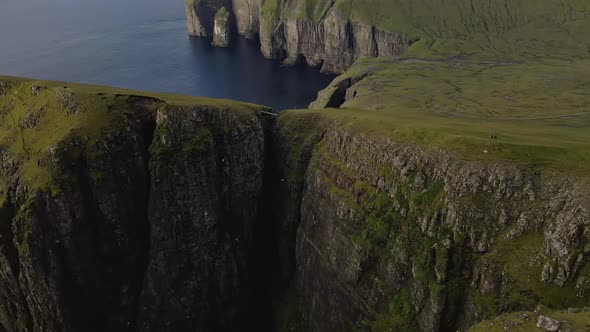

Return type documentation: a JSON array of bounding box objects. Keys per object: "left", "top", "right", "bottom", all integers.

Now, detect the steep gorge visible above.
[{"left": 0, "top": 77, "right": 589, "bottom": 332}]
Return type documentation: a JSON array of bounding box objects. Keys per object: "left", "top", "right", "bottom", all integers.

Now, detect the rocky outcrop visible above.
[
  {"left": 185, "top": 0, "right": 233, "bottom": 37},
  {"left": 185, "top": 0, "right": 415, "bottom": 73},
  {"left": 536, "top": 315, "right": 560, "bottom": 331},
  {"left": 212, "top": 7, "right": 231, "bottom": 47},
  {"left": 231, "top": 0, "right": 261, "bottom": 39}
]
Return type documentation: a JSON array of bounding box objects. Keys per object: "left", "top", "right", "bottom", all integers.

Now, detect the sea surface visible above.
[{"left": 0, "top": 0, "right": 336, "bottom": 111}]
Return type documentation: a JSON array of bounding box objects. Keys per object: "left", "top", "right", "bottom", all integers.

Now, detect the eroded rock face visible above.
[
  {"left": 0, "top": 102, "right": 156, "bottom": 332},
  {"left": 266, "top": 6, "right": 413, "bottom": 73},
  {"left": 231, "top": 0, "right": 261, "bottom": 39},
  {"left": 185, "top": 0, "right": 414, "bottom": 73},
  {"left": 185, "top": 0, "right": 232, "bottom": 37}
]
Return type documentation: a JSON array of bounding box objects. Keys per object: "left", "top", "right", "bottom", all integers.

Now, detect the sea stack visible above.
[{"left": 212, "top": 7, "right": 230, "bottom": 47}]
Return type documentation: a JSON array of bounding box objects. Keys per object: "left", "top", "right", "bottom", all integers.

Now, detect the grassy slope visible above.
[
  {"left": 307, "top": 58, "right": 590, "bottom": 178},
  {"left": 339, "top": 0, "right": 590, "bottom": 61},
  {"left": 0, "top": 76, "right": 265, "bottom": 197},
  {"left": 269, "top": 0, "right": 590, "bottom": 181}
]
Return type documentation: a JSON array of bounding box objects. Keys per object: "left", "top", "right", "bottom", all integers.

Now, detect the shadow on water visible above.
[{"left": 187, "top": 37, "right": 336, "bottom": 111}]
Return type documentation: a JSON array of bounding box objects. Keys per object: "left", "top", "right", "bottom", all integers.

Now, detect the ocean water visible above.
[{"left": 0, "top": 0, "right": 336, "bottom": 111}]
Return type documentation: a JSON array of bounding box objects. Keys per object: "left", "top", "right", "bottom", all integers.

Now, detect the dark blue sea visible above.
[{"left": 0, "top": 0, "right": 335, "bottom": 111}]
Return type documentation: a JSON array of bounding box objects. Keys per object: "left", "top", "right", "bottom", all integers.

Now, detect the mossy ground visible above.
[
  {"left": 469, "top": 308, "right": 590, "bottom": 332},
  {"left": 486, "top": 232, "right": 589, "bottom": 309}
]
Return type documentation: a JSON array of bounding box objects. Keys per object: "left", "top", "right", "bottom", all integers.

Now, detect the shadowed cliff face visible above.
[
  {"left": 0, "top": 95, "right": 157, "bottom": 332},
  {"left": 0, "top": 79, "right": 589, "bottom": 332},
  {"left": 0, "top": 79, "right": 275, "bottom": 332},
  {"left": 137, "top": 105, "right": 266, "bottom": 331}
]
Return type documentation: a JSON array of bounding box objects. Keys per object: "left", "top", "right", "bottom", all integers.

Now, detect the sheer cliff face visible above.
[
  {"left": 185, "top": 0, "right": 414, "bottom": 73},
  {"left": 273, "top": 115, "right": 590, "bottom": 331},
  {"left": 137, "top": 105, "right": 266, "bottom": 331}
]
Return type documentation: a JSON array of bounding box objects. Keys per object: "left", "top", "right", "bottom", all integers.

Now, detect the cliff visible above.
[
  {"left": 185, "top": 0, "right": 414, "bottom": 73},
  {"left": 0, "top": 75, "right": 588, "bottom": 332},
  {"left": 0, "top": 77, "right": 272, "bottom": 332},
  {"left": 469, "top": 307, "right": 590, "bottom": 331}
]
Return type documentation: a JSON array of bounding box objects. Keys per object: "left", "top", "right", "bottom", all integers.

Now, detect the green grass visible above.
[
  {"left": 0, "top": 76, "right": 267, "bottom": 192},
  {"left": 257, "top": 0, "right": 590, "bottom": 184},
  {"left": 264, "top": 1, "right": 590, "bottom": 184},
  {"left": 0, "top": 75, "right": 267, "bottom": 110},
  {"left": 336, "top": 58, "right": 590, "bottom": 120},
  {"left": 289, "top": 53, "right": 590, "bottom": 183},
  {"left": 335, "top": 0, "right": 590, "bottom": 61},
  {"left": 261, "top": 0, "right": 334, "bottom": 23}
]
